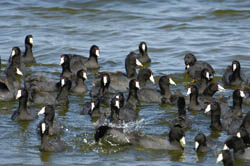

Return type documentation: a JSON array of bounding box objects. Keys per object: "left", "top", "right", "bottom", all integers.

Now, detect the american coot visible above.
[
  {"left": 71, "top": 69, "right": 88, "bottom": 94},
  {"left": 11, "top": 88, "right": 38, "bottom": 121},
  {"left": 205, "top": 91, "right": 246, "bottom": 135},
  {"left": 169, "top": 96, "right": 192, "bottom": 129},
  {"left": 67, "top": 45, "right": 100, "bottom": 71},
  {"left": 90, "top": 73, "right": 113, "bottom": 97},
  {"left": 25, "top": 57, "right": 85, "bottom": 93},
  {"left": 7, "top": 47, "right": 27, "bottom": 75},
  {"left": 118, "top": 79, "right": 140, "bottom": 122},
  {"left": 184, "top": 53, "right": 215, "bottom": 80},
  {"left": 60, "top": 54, "right": 75, "bottom": 80},
  {"left": 28, "top": 77, "right": 71, "bottom": 106},
  {"left": 22, "top": 35, "right": 36, "bottom": 64},
  {"left": 135, "top": 125, "right": 186, "bottom": 150},
  {"left": 104, "top": 52, "right": 143, "bottom": 91},
  {"left": 90, "top": 94, "right": 124, "bottom": 129},
  {"left": 81, "top": 98, "right": 100, "bottom": 116},
  {"left": 109, "top": 97, "right": 121, "bottom": 123},
  {"left": 196, "top": 69, "right": 213, "bottom": 95},
  {"left": 94, "top": 126, "right": 131, "bottom": 145},
  {"left": 39, "top": 122, "right": 66, "bottom": 152},
  {"left": 202, "top": 83, "right": 225, "bottom": 99},
  {"left": 186, "top": 85, "right": 202, "bottom": 111},
  {"left": 236, "top": 127, "right": 250, "bottom": 147},
  {"left": 138, "top": 75, "right": 176, "bottom": 103},
  {"left": 95, "top": 124, "right": 186, "bottom": 151},
  {"left": 229, "top": 89, "right": 246, "bottom": 117},
  {"left": 194, "top": 133, "right": 210, "bottom": 153},
  {"left": 136, "top": 41, "right": 151, "bottom": 64},
  {"left": 222, "top": 60, "right": 247, "bottom": 86},
  {"left": 216, "top": 150, "right": 234, "bottom": 166},
  {"left": 37, "top": 105, "right": 63, "bottom": 136},
  {"left": 218, "top": 89, "right": 245, "bottom": 120},
  {"left": 91, "top": 73, "right": 119, "bottom": 107},
  {"left": 24, "top": 55, "right": 65, "bottom": 93},
  {"left": 94, "top": 96, "right": 121, "bottom": 128},
  {"left": 87, "top": 98, "right": 102, "bottom": 118},
  {"left": 137, "top": 68, "right": 155, "bottom": 88},
  {"left": 204, "top": 101, "right": 222, "bottom": 131},
  {"left": 0, "top": 67, "right": 23, "bottom": 101},
  {"left": 223, "top": 136, "right": 250, "bottom": 160}
]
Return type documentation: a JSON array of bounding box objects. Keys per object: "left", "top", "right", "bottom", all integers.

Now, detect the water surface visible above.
[{"left": 0, "top": 0, "right": 250, "bottom": 165}]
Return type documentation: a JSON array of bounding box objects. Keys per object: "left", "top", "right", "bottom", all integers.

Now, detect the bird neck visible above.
[
  {"left": 211, "top": 114, "right": 222, "bottom": 130},
  {"left": 232, "top": 68, "right": 242, "bottom": 82},
  {"left": 127, "top": 88, "right": 138, "bottom": 102},
  {"left": 160, "top": 84, "right": 171, "bottom": 97},
  {"left": 24, "top": 44, "right": 33, "bottom": 58},
  {"left": 88, "top": 54, "right": 98, "bottom": 63},
  {"left": 56, "top": 85, "right": 69, "bottom": 101},
  {"left": 190, "top": 93, "right": 199, "bottom": 106},
  {"left": 18, "top": 97, "right": 28, "bottom": 112}
]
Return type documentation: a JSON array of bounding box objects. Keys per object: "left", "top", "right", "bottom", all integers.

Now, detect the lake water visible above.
[{"left": 0, "top": 0, "right": 250, "bottom": 165}]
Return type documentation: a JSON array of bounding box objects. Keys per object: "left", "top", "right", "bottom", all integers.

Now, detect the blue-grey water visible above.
[{"left": 0, "top": 0, "right": 250, "bottom": 165}]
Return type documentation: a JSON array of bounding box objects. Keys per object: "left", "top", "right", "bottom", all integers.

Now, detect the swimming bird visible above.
[
  {"left": 11, "top": 88, "right": 38, "bottom": 121},
  {"left": 22, "top": 34, "right": 36, "bottom": 64},
  {"left": 169, "top": 96, "right": 192, "bottom": 129},
  {"left": 137, "top": 75, "right": 177, "bottom": 104},
  {"left": 222, "top": 60, "right": 247, "bottom": 87},
  {"left": 67, "top": 45, "right": 100, "bottom": 71},
  {"left": 28, "top": 77, "right": 71, "bottom": 106},
  {"left": 136, "top": 41, "right": 151, "bottom": 64},
  {"left": 184, "top": 53, "right": 215, "bottom": 80},
  {"left": 216, "top": 150, "right": 234, "bottom": 166},
  {"left": 101, "top": 52, "right": 143, "bottom": 91},
  {"left": 0, "top": 66, "right": 23, "bottom": 101},
  {"left": 39, "top": 122, "right": 66, "bottom": 152},
  {"left": 37, "top": 105, "right": 64, "bottom": 136}
]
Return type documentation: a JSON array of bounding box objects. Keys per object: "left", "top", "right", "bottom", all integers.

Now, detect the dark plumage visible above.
[
  {"left": 22, "top": 35, "right": 36, "bottom": 64},
  {"left": 7, "top": 47, "right": 27, "bottom": 75},
  {"left": 216, "top": 150, "right": 234, "bottom": 166},
  {"left": 196, "top": 69, "right": 212, "bottom": 95},
  {"left": 71, "top": 69, "right": 87, "bottom": 94},
  {"left": 137, "top": 68, "right": 155, "bottom": 88},
  {"left": 11, "top": 88, "right": 38, "bottom": 121},
  {"left": 138, "top": 75, "right": 177, "bottom": 103},
  {"left": 202, "top": 82, "right": 225, "bottom": 99},
  {"left": 28, "top": 77, "right": 71, "bottom": 106},
  {"left": 169, "top": 96, "right": 191, "bottom": 129},
  {"left": 39, "top": 122, "right": 66, "bottom": 152},
  {"left": 194, "top": 133, "right": 210, "bottom": 153},
  {"left": 240, "top": 111, "right": 250, "bottom": 134},
  {"left": 0, "top": 66, "right": 23, "bottom": 101},
  {"left": 60, "top": 54, "right": 75, "bottom": 80},
  {"left": 119, "top": 79, "right": 140, "bottom": 122},
  {"left": 186, "top": 85, "right": 202, "bottom": 111},
  {"left": 68, "top": 45, "right": 100, "bottom": 71},
  {"left": 184, "top": 53, "right": 215, "bottom": 80},
  {"left": 237, "top": 127, "right": 250, "bottom": 147},
  {"left": 136, "top": 41, "right": 151, "bottom": 64},
  {"left": 205, "top": 91, "right": 246, "bottom": 135},
  {"left": 224, "top": 136, "right": 250, "bottom": 160},
  {"left": 95, "top": 124, "right": 186, "bottom": 150},
  {"left": 37, "top": 105, "right": 63, "bottom": 136},
  {"left": 222, "top": 60, "right": 247, "bottom": 86},
  {"left": 104, "top": 52, "right": 143, "bottom": 91}
]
